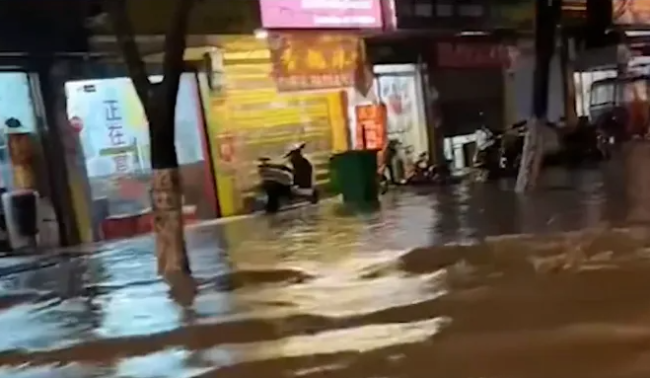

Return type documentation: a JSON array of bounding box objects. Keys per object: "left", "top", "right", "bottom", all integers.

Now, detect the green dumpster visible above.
[{"left": 329, "top": 150, "right": 379, "bottom": 206}]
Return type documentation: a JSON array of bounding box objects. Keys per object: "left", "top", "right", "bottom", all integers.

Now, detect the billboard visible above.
[
  {"left": 613, "top": 0, "right": 650, "bottom": 24},
  {"left": 259, "top": 0, "right": 383, "bottom": 29}
]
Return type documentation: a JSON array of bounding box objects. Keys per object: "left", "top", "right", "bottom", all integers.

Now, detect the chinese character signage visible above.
[
  {"left": 260, "top": 0, "right": 383, "bottom": 29},
  {"left": 355, "top": 104, "right": 386, "bottom": 150},
  {"left": 435, "top": 42, "right": 513, "bottom": 69},
  {"left": 613, "top": 0, "right": 650, "bottom": 25},
  {"left": 268, "top": 32, "right": 364, "bottom": 91},
  {"left": 64, "top": 74, "right": 206, "bottom": 178}
]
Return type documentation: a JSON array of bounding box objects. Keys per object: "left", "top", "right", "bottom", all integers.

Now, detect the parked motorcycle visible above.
[
  {"left": 558, "top": 117, "right": 612, "bottom": 165},
  {"left": 473, "top": 126, "right": 512, "bottom": 181},
  {"left": 404, "top": 152, "right": 456, "bottom": 185},
  {"left": 257, "top": 143, "right": 319, "bottom": 213},
  {"left": 490, "top": 118, "right": 611, "bottom": 177},
  {"left": 406, "top": 152, "right": 437, "bottom": 184}
]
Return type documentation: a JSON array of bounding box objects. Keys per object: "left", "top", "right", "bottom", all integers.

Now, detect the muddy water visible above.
[{"left": 3, "top": 168, "right": 650, "bottom": 377}]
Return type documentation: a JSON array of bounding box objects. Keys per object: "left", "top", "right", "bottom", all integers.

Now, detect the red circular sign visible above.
[{"left": 69, "top": 116, "right": 83, "bottom": 133}]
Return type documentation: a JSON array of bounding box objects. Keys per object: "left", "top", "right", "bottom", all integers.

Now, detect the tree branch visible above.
[
  {"left": 159, "top": 0, "right": 196, "bottom": 108},
  {"left": 105, "top": 0, "right": 151, "bottom": 107}
]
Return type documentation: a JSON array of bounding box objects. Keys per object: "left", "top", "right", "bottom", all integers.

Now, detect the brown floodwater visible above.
[{"left": 3, "top": 165, "right": 650, "bottom": 378}]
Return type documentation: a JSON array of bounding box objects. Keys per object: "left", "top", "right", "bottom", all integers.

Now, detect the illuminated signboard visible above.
[
  {"left": 613, "top": 0, "right": 650, "bottom": 24},
  {"left": 268, "top": 32, "right": 363, "bottom": 91},
  {"left": 259, "top": 0, "right": 383, "bottom": 29}
]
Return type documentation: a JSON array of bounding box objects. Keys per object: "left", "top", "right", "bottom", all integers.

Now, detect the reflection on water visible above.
[{"left": 5, "top": 167, "right": 650, "bottom": 377}]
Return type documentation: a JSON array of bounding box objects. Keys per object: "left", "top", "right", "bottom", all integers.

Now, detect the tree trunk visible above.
[
  {"left": 516, "top": 118, "right": 546, "bottom": 192},
  {"left": 151, "top": 166, "right": 188, "bottom": 274},
  {"left": 515, "top": 0, "right": 560, "bottom": 193},
  {"left": 107, "top": 0, "right": 196, "bottom": 276},
  {"left": 148, "top": 94, "right": 189, "bottom": 275}
]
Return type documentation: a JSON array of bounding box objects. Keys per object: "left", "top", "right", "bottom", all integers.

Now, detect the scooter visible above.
[
  {"left": 404, "top": 152, "right": 456, "bottom": 185},
  {"left": 257, "top": 149, "right": 319, "bottom": 213},
  {"left": 473, "top": 126, "right": 508, "bottom": 181}
]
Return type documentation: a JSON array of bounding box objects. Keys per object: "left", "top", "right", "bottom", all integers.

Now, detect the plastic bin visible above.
[{"left": 329, "top": 150, "right": 379, "bottom": 206}]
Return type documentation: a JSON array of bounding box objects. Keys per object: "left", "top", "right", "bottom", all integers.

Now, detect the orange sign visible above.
[
  {"left": 614, "top": 0, "right": 650, "bottom": 25},
  {"left": 269, "top": 32, "right": 363, "bottom": 91},
  {"left": 355, "top": 104, "right": 386, "bottom": 150}
]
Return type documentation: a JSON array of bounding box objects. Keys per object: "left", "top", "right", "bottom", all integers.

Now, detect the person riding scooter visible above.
[
  {"left": 285, "top": 143, "right": 313, "bottom": 192},
  {"left": 257, "top": 157, "right": 293, "bottom": 213},
  {"left": 258, "top": 143, "right": 319, "bottom": 213}
]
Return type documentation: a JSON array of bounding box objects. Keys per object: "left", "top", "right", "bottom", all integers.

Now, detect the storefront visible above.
[
  {"left": 347, "top": 63, "right": 430, "bottom": 178},
  {"left": 64, "top": 72, "right": 217, "bottom": 239},
  {"left": 176, "top": 0, "right": 385, "bottom": 216},
  {"left": 197, "top": 35, "right": 351, "bottom": 217},
  {"left": 428, "top": 39, "right": 513, "bottom": 169}
]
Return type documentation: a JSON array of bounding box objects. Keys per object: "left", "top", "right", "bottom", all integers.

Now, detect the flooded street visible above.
[{"left": 4, "top": 166, "right": 650, "bottom": 377}]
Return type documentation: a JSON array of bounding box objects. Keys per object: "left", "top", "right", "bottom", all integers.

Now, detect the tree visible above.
[
  {"left": 515, "top": 0, "right": 561, "bottom": 193},
  {"left": 105, "top": 0, "right": 197, "bottom": 276}
]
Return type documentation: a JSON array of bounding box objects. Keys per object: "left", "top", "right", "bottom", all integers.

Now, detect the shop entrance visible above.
[{"left": 375, "top": 64, "right": 430, "bottom": 178}]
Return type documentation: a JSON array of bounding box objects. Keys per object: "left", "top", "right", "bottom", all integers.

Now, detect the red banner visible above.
[
  {"left": 268, "top": 32, "right": 364, "bottom": 91},
  {"left": 355, "top": 104, "right": 387, "bottom": 150}
]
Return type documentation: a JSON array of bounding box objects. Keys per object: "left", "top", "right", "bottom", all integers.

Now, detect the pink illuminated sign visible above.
[{"left": 260, "top": 0, "right": 384, "bottom": 29}]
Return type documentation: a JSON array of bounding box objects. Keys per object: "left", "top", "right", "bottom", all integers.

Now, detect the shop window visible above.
[
  {"left": 0, "top": 72, "right": 39, "bottom": 190},
  {"left": 65, "top": 73, "right": 216, "bottom": 240}
]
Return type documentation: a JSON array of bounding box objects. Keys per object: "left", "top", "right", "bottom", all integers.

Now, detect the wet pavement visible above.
[{"left": 4, "top": 160, "right": 650, "bottom": 377}]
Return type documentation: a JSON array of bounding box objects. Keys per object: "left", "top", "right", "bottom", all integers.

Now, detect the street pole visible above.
[
  {"left": 560, "top": 31, "right": 578, "bottom": 128},
  {"left": 515, "top": 0, "right": 561, "bottom": 193}
]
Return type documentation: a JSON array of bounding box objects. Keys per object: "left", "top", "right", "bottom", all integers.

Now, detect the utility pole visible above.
[{"left": 515, "top": 0, "right": 561, "bottom": 193}]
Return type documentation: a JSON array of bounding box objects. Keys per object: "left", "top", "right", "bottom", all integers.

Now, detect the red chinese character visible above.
[
  {"left": 113, "top": 155, "right": 129, "bottom": 173},
  {"left": 310, "top": 74, "right": 324, "bottom": 87},
  {"left": 341, "top": 74, "right": 353, "bottom": 86},
  {"left": 108, "top": 125, "right": 125, "bottom": 146},
  {"left": 364, "top": 123, "right": 378, "bottom": 148},
  {"left": 287, "top": 76, "right": 300, "bottom": 88},
  {"left": 321, "top": 74, "right": 333, "bottom": 86},
  {"left": 332, "top": 75, "right": 344, "bottom": 87}
]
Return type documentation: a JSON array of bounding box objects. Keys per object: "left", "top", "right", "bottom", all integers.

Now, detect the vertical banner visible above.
[{"left": 355, "top": 103, "right": 387, "bottom": 150}]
